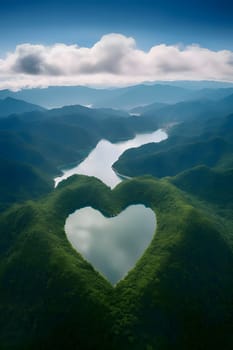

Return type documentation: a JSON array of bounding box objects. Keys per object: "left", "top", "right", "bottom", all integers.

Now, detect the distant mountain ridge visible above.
[
  {"left": 0, "top": 97, "right": 45, "bottom": 117},
  {"left": 137, "top": 93, "right": 233, "bottom": 126},
  {"left": 1, "top": 81, "right": 233, "bottom": 109}
]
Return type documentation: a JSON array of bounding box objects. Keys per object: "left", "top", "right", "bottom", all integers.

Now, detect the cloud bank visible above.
[{"left": 0, "top": 33, "right": 233, "bottom": 90}]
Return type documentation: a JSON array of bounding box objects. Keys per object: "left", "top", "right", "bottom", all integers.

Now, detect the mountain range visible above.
[
  {"left": 0, "top": 82, "right": 232, "bottom": 349},
  {"left": 1, "top": 81, "right": 233, "bottom": 109}
]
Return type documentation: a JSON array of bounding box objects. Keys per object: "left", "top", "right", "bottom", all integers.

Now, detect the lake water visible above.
[
  {"left": 65, "top": 205, "right": 156, "bottom": 284},
  {"left": 62, "top": 128, "right": 167, "bottom": 284},
  {"left": 55, "top": 128, "right": 167, "bottom": 188}
]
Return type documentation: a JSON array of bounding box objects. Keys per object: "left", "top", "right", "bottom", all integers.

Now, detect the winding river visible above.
[{"left": 54, "top": 128, "right": 167, "bottom": 188}]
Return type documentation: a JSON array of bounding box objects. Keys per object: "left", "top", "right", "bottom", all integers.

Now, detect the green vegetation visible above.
[
  {"left": 114, "top": 105, "right": 233, "bottom": 177},
  {"left": 0, "top": 175, "right": 232, "bottom": 349},
  {"left": 114, "top": 137, "right": 233, "bottom": 178},
  {"left": 0, "top": 158, "right": 53, "bottom": 211},
  {"left": 0, "top": 88, "right": 233, "bottom": 349},
  {"left": 170, "top": 165, "right": 233, "bottom": 208},
  {"left": 0, "top": 104, "right": 158, "bottom": 211}
]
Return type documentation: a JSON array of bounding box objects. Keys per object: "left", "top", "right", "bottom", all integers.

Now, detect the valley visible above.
[{"left": 0, "top": 82, "right": 232, "bottom": 350}]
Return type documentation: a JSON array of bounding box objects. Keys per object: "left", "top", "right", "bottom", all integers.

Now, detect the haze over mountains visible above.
[{"left": 1, "top": 81, "right": 233, "bottom": 109}]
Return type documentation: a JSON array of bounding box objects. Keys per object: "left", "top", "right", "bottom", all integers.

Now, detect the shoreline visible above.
[
  {"left": 54, "top": 127, "right": 168, "bottom": 187},
  {"left": 111, "top": 167, "right": 132, "bottom": 181}
]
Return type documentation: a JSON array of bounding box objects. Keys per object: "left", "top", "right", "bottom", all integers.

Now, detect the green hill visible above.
[
  {"left": 114, "top": 109, "right": 233, "bottom": 178},
  {"left": 170, "top": 166, "right": 233, "bottom": 209},
  {"left": 114, "top": 137, "right": 233, "bottom": 178},
  {"left": 0, "top": 158, "right": 52, "bottom": 212},
  {"left": 0, "top": 176, "right": 232, "bottom": 350}
]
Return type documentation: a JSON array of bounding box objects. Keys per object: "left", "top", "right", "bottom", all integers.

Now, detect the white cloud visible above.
[{"left": 0, "top": 33, "right": 232, "bottom": 90}]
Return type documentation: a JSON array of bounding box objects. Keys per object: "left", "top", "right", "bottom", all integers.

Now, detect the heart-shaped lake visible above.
[{"left": 65, "top": 204, "right": 156, "bottom": 284}]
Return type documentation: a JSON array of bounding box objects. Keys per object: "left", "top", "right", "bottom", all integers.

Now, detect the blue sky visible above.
[
  {"left": 0, "top": 0, "right": 232, "bottom": 89},
  {"left": 0, "top": 0, "right": 232, "bottom": 52}
]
